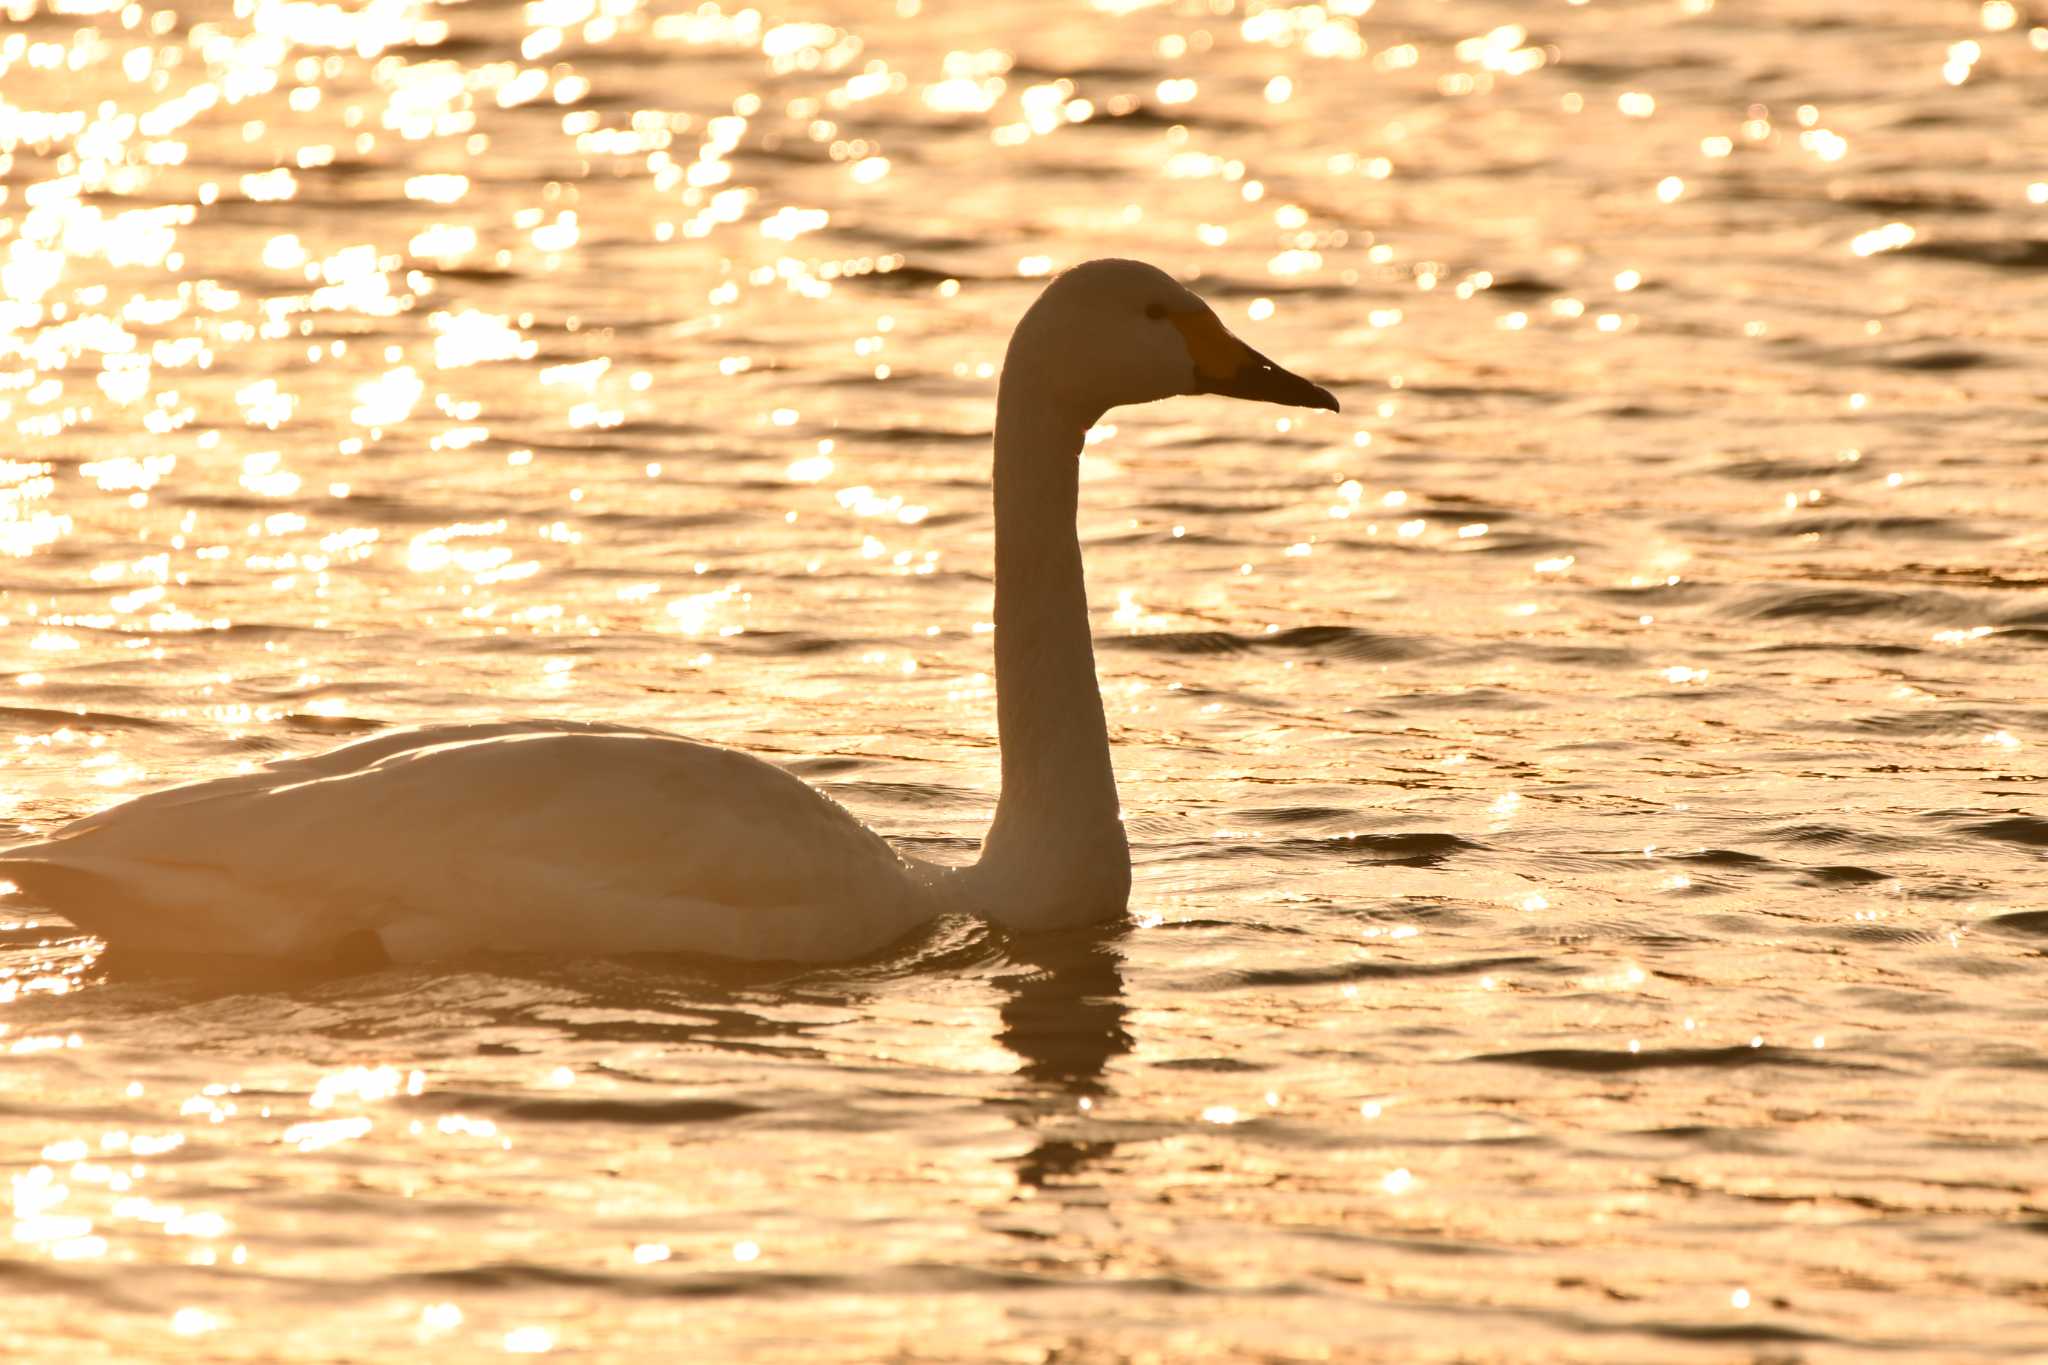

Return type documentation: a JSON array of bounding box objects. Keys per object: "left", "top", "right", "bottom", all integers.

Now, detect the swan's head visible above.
[{"left": 1007, "top": 258, "right": 1339, "bottom": 421}]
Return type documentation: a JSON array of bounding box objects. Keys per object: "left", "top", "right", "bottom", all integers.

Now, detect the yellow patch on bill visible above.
[{"left": 1168, "top": 309, "right": 1250, "bottom": 380}]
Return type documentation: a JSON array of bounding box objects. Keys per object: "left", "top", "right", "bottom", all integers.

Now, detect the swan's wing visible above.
[{"left": 1, "top": 727, "right": 933, "bottom": 961}]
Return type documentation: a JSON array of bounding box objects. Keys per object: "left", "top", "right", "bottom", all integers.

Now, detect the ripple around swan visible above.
[
  {"left": 1382, "top": 686, "right": 1548, "bottom": 714},
  {"left": 1467, "top": 1045, "right": 1858, "bottom": 1074},
  {"left": 278, "top": 712, "right": 389, "bottom": 736},
  {"left": 1663, "top": 848, "right": 1770, "bottom": 869},
  {"left": 1982, "top": 910, "right": 2048, "bottom": 938},
  {"left": 1894, "top": 237, "right": 2048, "bottom": 269},
  {"left": 1729, "top": 587, "right": 1979, "bottom": 621},
  {"left": 1826, "top": 186, "right": 1994, "bottom": 215},
  {"left": 1834, "top": 709, "right": 2025, "bottom": 738},
  {"left": 403, "top": 1261, "right": 838, "bottom": 1297},
  {"left": 1707, "top": 456, "right": 1857, "bottom": 481},
  {"left": 408, "top": 1092, "right": 761, "bottom": 1124},
  {"left": 1625, "top": 1320, "right": 1836, "bottom": 1348},
  {"left": 1809, "top": 923, "right": 1952, "bottom": 946},
  {"left": 1201, "top": 954, "right": 1548, "bottom": 989},
  {"left": 1104, "top": 625, "right": 1432, "bottom": 661},
  {"left": 1266, "top": 625, "right": 1437, "bottom": 661},
  {"left": 1768, "top": 515, "right": 1991, "bottom": 541},
  {"left": 1998, "top": 601, "right": 2048, "bottom": 625},
  {"left": 828, "top": 778, "right": 985, "bottom": 808},
  {"left": 1759, "top": 823, "right": 1929, "bottom": 854},
  {"left": 1656, "top": 848, "right": 1897, "bottom": 889},
  {"left": 1795, "top": 864, "right": 1895, "bottom": 887},
  {"left": 1105, "top": 629, "right": 1250, "bottom": 655},
  {"left": 1277, "top": 831, "right": 1485, "bottom": 866},
  {"left": 1870, "top": 346, "right": 1999, "bottom": 372},
  {"left": 0, "top": 704, "right": 177, "bottom": 732},
  {"left": 1449, "top": 530, "right": 1581, "bottom": 557},
  {"left": 1227, "top": 804, "right": 1361, "bottom": 827},
  {"left": 1170, "top": 829, "right": 1485, "bottom": 869},
  {"left": 1959, "top": 816, "right": 2048, "bottom": 849},
  {"left": 1449, "top": 650, "right": 1638, "bottom": 675}
]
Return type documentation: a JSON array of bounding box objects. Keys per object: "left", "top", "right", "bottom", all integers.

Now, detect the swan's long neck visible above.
[{"left": 961, "top": 373, "right": 1131, "bottom": 930}]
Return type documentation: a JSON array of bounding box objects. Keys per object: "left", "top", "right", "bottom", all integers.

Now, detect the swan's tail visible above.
[
  {"left": 2, "top": 848, "right": 394, "bottom": 965},
  {"left": 0, "top": 847, "right": 257, "bottom": 952},
  {"left": 2, "top": 850, "right": 144, "bottom": 942},
  {"left": 4, "top": 851, "right": 396, "bottom": 973}
]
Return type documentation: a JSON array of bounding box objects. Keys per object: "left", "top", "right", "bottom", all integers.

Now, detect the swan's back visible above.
[{"left": 2, "top": 723, "right": 935, "bottom": 962}]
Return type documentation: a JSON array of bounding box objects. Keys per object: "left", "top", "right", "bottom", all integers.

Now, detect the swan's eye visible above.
[{"left": 1144, "top": 302, "right": 1168, "bottom": 321}]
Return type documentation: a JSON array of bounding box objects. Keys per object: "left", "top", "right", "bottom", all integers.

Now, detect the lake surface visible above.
[{"left": 3, "top": 0, "right": 2046, "bottom": 1357}]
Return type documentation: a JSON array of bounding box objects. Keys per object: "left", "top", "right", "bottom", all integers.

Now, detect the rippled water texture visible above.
[{"left": 3, "top": 0, "right": 2046, "bottom": 1357}]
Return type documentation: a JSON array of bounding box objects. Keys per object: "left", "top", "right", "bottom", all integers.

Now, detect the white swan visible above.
[{"left": 0, "top": 259, "right": 1337, "bottom": 963}]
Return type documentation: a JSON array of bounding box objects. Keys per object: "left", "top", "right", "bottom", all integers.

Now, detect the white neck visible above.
[{"left": 952, "top": 370, "right": 1131, "bottom": 930}]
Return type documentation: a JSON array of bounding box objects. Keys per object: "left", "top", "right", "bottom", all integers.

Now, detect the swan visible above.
[{"left": 0, "top": 259, "right": 1337, "bottom": 963}]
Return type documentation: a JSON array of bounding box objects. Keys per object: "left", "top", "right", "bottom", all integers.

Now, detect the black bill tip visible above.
[{"left": 1199, "top": 348, "right": 1340, "bottom": 413}]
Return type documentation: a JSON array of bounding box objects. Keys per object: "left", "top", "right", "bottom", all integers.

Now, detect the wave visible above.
[{"left": 1105, "top": 625, "right": 1432, "bottom": 661}]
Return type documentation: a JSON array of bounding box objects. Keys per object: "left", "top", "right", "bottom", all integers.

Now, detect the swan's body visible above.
[
  {"left": 1, "top": 260, "right": 1336, "bottom": 963},
  {"left": 7, "top": 723, "right": 939, "bottom": 961}
]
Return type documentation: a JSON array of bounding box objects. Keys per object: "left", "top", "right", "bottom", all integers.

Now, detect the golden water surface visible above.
[{"left": 1, "top": 0, "right": 2045, "bottom": 1358}]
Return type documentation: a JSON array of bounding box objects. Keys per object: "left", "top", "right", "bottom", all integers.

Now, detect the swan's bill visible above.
[{"left": 1170, "top": 308, "right": 1341, "bottom": 413}]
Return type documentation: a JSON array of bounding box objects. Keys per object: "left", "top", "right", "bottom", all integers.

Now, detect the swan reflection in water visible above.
[{"left": 994, "top": 923, "right": 1133, "bottom": 1191}]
